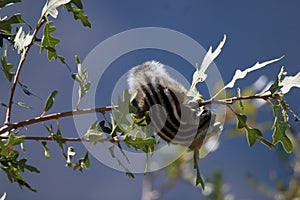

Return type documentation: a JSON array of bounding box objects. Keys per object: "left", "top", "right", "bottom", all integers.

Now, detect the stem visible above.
[
  {"left": 4, "top": 19, "right": 45, "bottom": 126},
  {"left": 0, "top": 106, "right": 115, "bottom": 134}
]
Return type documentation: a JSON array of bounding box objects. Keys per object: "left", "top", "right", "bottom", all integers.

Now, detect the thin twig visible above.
[
  {"left": 200, "top": 92, "right": 275, "bottom": 105},
  {"left": 0, "top": 106, "right": 115, "bottom": 134},
  {"left": 5, "top": 18, "right": 46, "bottom": 126}
]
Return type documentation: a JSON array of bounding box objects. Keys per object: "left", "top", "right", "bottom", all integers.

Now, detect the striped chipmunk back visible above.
[{"left": 127, "top": 61, "right": 214, "bottom": 150}]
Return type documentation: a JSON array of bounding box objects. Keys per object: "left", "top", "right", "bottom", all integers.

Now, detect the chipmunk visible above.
[{"left": 127, "top": 61, "right": 215, "bottom": 150}]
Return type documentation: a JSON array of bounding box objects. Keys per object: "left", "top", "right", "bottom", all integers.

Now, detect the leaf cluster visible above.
[
  {"left": 0, "top": 12, "right": 26, "bottom": 47},
  {"left": 0, "top": 0, "right": 92, "bottom": 191},
  {"left": 0, "top": 135, "right": 39, "bottom": 192},
  {"left": 43, "top": 124, "right": 91, "bottom": 172}
]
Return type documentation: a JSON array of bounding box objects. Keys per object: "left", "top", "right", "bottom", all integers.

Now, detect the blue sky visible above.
[{"left": 1, "top": 1, "right": 300, "bottom": 199}]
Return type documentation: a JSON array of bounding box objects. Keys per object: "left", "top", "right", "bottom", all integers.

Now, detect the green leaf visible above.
[
  {"left": 0, "top": 102, "right": 8, "bottom": 108},
  {"left": 41, "top": 141, "right": 51, "bottom": 159},
  {"left": 0, "top": 33, "right": 10, "bottom": 47},
  {"left": 126, "top": 172, "right": 135, "bottom": 179},
  {"left": 117, "top": 142, "right": 131, "bottom": 164},
  {"left": 83, "top": 152, "right": 90, "bottom": 169},
  {"left": 108, "top": 145, "right": 116, "bottom": 158},
  {"left": 0, "top": 14, "right": 26, "bottom": 33},
  {"left": 235, "top": 113, "right": 247, "bottom": 129},
  {"left": 108, "top": 146, "right": 135, "bottom": 178},
  {"left": 71, "top": 0, "right": 83, "bottom": 8},
  {"left": 124, "top": 135, "right": 155, "bottom": 153},
  {"left": 41, "top": 0, "right": 72, "bottom": 19},
  {"left": 235, "top": 112, "right": 273, "bottom": 148},
  {"left": 69, "top": 151, "right": 91, "bottom": 172},
  {"left": 44, "top": 124, "right": 54, "bottom": 137},
  {"left": 75, "top": 54, "right": 81, "bottom": 64},
  {"left": 57, "top": 55, "right": 70, "bottom": 71},
  {"left": 0, "top": 0, "right": 21, "bottom": 8},
  {"left": 1, "top": 45, "right": 14, "bottom": 83},
  {"left": 273, "top": 121, "right": 293, "bottom": 153},
  {"left": 268, "top": 77, "right": 282, "bottom": 94},
  {"left": 75, "top": 152, "right": 90, "bottom": 171},
  {"left": 53, "top": 127, "right": 67, "bottom": 159},
  {"left": 18, "top": 81, "right": 40, "bottom": 98},
  {"left": 6, "top": 135, "right": 24, "bottom": 147},
  {"left": 113, "top": 89, "right": 134, "bottom": 132},
  {"left": 0, "top": 135, "right": 39, "bottom": 192},
  {"left": 83, "top": 121, "right": 103, "bottom": 142},
  {"left": 40, "top": 21, "right": 60, "bottom": 61},
  {"left": 0, "top": 13, "right": 27, "bottom": 47},
  {"left": 43, "top": 90, "right": 58, "bottom": 114},
  {"left": 18, "top": 81, "right": 36, "bottom": 96},
  {"left": 110, "top": 113, "right": 120, "bottom": 135},
  {"left": 22, "top": 160, "right": 40, "bottom": 173},
  {"left": 272, "top": 105, "right": 293, "bottom": 153},
  {"left": 42, "top": 46, "right": 68, "bottom": 67},
  {"left": 99, "top": 120, "right": 112, "bottom": 134},
  {"left": 0, "top": 150, "right": 39, "bottom": 192},
  {"left": 193, "top": 150, "right": 205, "bottom": 189},
  {"left": 0, "top": 14, "right": 27, "bottom": 47},
  {"left": 246, "top": 128, "right": 261, "bottom": 147},
  {"left": 65, "top": 3, "right": 91, "bottom": 27},
  {"left": 42, "top": 46, "right": 56, "bottom": 59},
  {"left": 15, "top": 101, "right": 32, "bottom": 109}
]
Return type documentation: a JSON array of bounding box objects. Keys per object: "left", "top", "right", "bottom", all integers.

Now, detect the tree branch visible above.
[
  {"left": 0, "top": 92, "right": 278, "bottom": 135},
  {"left": 4, "top": 18, "right": 46, "bottom": 126},
  {"left": 0, "top": 106, "right": 115, "bottom": 134},
  {"left": 200, "top": 92, "right": 276, "bottom": 105},
  {"left": 0, "top": 135, "right": 117, "bottom": 143}
]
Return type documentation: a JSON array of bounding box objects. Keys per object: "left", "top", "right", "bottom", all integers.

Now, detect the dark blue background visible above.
[{"left": 0, "top": 1, "right": 299, "bottom": 199}]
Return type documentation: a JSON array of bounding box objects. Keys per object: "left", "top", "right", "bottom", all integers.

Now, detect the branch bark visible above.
[
  {"left": 200, "top": 92, "right": 275, "bottom": 105},
  {"left": 0, "top": 106, "right": 115, "bottom": 134},
  {"left": 0, "top": 92, "right": 277, "bottom": 137},
  {"left": 5, "top": 18, "right": 46, "bottom": 126}
]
